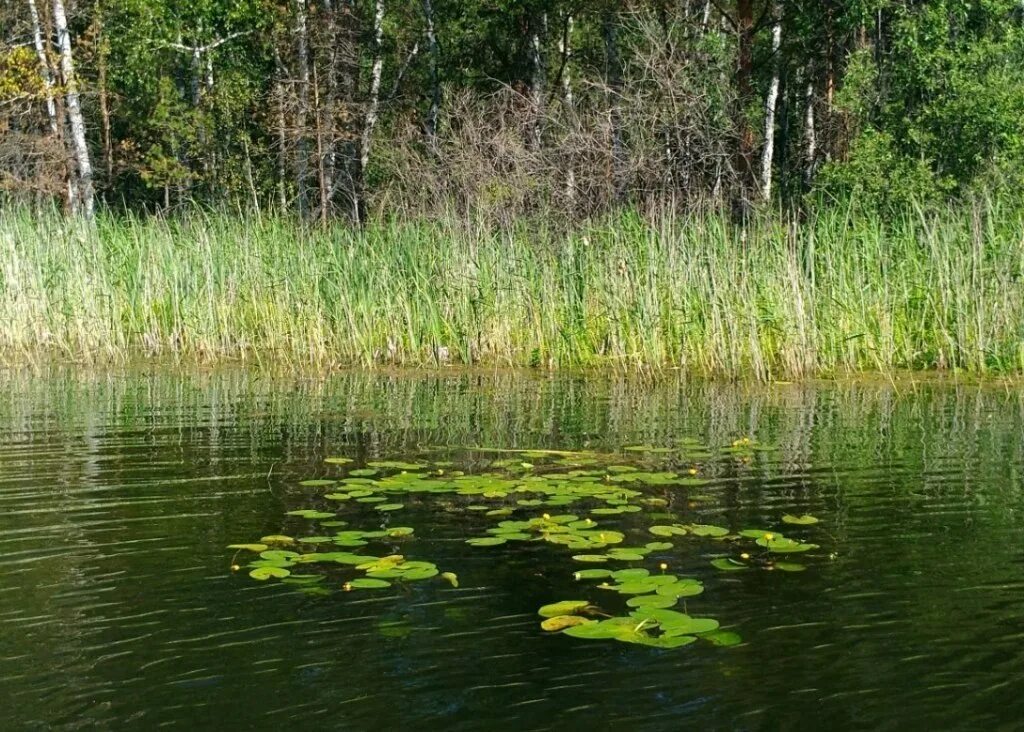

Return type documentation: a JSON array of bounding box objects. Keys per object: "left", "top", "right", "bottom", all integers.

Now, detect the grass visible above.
[{"left": 1, "top": 198, "right": 1023, "bottom": 377}]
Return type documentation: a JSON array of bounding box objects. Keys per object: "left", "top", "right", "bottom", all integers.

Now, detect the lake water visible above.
[{"left": 2, "top": 368, "right": 1023, "bottom": 730}]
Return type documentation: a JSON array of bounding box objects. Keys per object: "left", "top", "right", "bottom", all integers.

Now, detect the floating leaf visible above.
[
  {"left": 541, "top": 615, "right": 595, "bottom": 632},
  {"left": 774, "top": 562, "right": 807, "bottom": 572},
  {"left": 227, "top": 543, "right": 268, "bottom": 552},
  {"left": 645, "top": 541, "right": 674, "bottom": 551},
  {"left": 703, "top": 631, "right": 743, "bottom": 647},
  {"left": 299, "top": 479, "right": 337, "bottom": 487},
  {"left": 349, "top": 468, "right": 380, "bottom": 477},
  {"left": 572, "top": 554, "right": 609, "bottom": 563},
  {"left": 649, "top": 525, "right": 687, "bottom": 537},
  {"left": 685, "top": 524, "right": 730, "bottom": 538},
  {"left": 441, "top": 571, "right": 459, "bottom": 588},
  {"left": 656, "top": 580, "right": 705, "bottom": 598},
  {"left": 782, "top": 514, "right": 820, "bottom": 525},
  {"left": 324, "top": 457, "right": 353, "bottom": 465},
  {"left": 634, "top": 634, "right": 698, "bottom": 648},
  {"left": 626, "top": 594, "right": 678, "bottom": 609},
  {"left": 249, "top": 566, "right": 290, "bottom": 580},
  {"left": 466, "top": 537, "right": 507, "bottom": 546},
  {"left": 711, "top": 558, "right": 749, "bottom": 571},
  {"left": 574, "top": 569, "right": 613, "bottom": 580},
  {"left": 538, "top": 600, "right": 590, "bottom": 618},
  {"left": 375, "top": 503, "right": 404, "bottom": 511},
  {"left": 348, "top": 578, "right": 391, "bottom": 589},
  {"left": 286, "top": 509, "right": 336, "bottom": 519},
  {"left": 756, "top": 537, "right": 818, "bottom": 553},
  {"left": 260, "top": 535, "right": 295, "bottom": 545},
  {"left": 386, "top": 527, "right": 415, "bottom": 537}
]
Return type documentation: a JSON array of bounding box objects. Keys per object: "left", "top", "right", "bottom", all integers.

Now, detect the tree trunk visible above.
[
  {"left": 735, "top": 0, "right": 755, "bottom": 198},
  {"left": 27, "top": 0, "right": 76, "bottom": 206},
  {"left": 422, "top": 0, "right": 440, "bottom": 149},
  {"left": 360, "top": 0, "right": 385, "bottom": 171},
  {"left": 559, "top": 13, "right": 575, "bottom": 205},
  {"left": 295, "top": 0, "right": 311, "bottom": 216},
  {"left": 759, "top": 4, "right": 782, "bottom": 202},
  {"left": 803, "top": 79, "right": 816, "bottom": 187},
  {"left": 604, "top": 12, "right": 625, "bottom": 204},
  {"left": 53, "top": 0, "right": 94, "bottom": 217},
  {"left": 529, "top": 13, "right": 546, "bottom": 150}
]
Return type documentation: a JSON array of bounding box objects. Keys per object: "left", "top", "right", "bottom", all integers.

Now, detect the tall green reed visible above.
[{"left": 1, "top": 198, "right": 1022, "bottom": 377}]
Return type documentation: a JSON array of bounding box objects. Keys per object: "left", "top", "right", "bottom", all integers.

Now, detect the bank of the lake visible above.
[{"left": 3, "top": 201, "right": 1023, "bottom": 377}]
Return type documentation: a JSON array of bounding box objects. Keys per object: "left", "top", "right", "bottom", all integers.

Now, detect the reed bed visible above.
[{"left": 1, "top": 201, "right": 1022, "bottom": 377}]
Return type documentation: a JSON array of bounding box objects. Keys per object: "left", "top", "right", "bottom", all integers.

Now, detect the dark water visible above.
[{"left": 2, "top": 369, "right": 1024, "bottom": 731}]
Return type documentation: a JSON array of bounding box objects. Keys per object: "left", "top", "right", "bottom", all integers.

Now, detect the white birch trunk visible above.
[
  {"left": 360, "top": 0, "right": 385, "bottom": 171},
  {"left": 559, "top": 14, "right": 574, "bottom": 203},
  {"left": 423, "top": 0, "right": 440, "bottom": 147},
  {"left": 53, "top": 0, "right": 94, "bottom": 217},
  {"left": 759, "top": 4, "right": 782, "bottom": 202},
  {"left": 804, "top": 80, "right": 816, "bottom": 186},
  {"left": 295, "top": 0, "right": 311, "bottom": 214}
]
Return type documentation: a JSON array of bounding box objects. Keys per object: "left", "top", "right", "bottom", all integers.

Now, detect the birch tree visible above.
[{"left": 52, "top": 0, "right": 94, "bottom": 217}]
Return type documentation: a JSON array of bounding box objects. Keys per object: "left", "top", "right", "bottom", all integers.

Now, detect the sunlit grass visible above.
[{"left": 1, "top": 199, "right": 1022, "bottom": 377}]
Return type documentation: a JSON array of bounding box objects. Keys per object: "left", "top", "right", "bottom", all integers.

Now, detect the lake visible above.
[{"left": 2, "top": 368, "right": 1023, "bottom": 730}]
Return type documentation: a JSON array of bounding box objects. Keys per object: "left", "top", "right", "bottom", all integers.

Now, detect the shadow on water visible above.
[{"left": 1, "top": 367, "right": 1023, "bottom": 730}]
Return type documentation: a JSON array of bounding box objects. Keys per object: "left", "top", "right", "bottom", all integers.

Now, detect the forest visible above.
[
  {"left": 2, "top": 1, "right": 1024, "bottom": 375},
  {"left": 2, "top": 0, "right": 1024, "bottom": 220}
]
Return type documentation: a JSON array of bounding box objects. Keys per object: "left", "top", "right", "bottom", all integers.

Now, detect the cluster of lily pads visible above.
[
  {"left": 228, "top": 528, "right": 457, "bottom": 594},
  {"left": 227, "top": 437, "right": 825, "bottom": 649}
]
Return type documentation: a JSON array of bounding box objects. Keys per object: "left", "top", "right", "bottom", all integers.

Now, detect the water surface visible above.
[{"left": 2, "top": 369, "right": 1023, "bottom": 730}]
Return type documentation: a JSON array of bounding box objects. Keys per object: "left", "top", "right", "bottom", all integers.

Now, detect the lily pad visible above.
[
  {"left": 260, "top": 535, "right": 296, "bottom": 545},
  {"left": 782, "top": 514, "right": 820, "bottom": 525},
  {"left": 348, "top": 578, "right": 392, "bottom": 589},
  {"left": 538, "top": 600, "right": 590, "bottom": 618},
  {"left": 466, "top": 537, "right": 506, "bottom": 547},
  {"left": 375, "top": 503, "right": 405, "bottom": 511},
  {"left": 711, "top": 558, "right": 749, "bottom": 571},
  {"left": 227, "top": 543, "right": 268, "bottom": 552},
  {"left": 626, "top": 594, "right": 678, "bottom": 609},
  {"left": 541, "top": 615, "right": 595, "bottom": 632},
  {"left": 574, "top": 569, "right": 613, "bottom": 580},
  {"left": 249, "top": 566, "right": 291, "bottom": 580}
]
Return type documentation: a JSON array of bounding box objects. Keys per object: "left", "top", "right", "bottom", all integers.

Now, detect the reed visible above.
[{"left": 1, "top": 199, "right": 1022, "bottom": 377}]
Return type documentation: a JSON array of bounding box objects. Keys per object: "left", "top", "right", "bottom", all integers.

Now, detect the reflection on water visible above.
[{"left": 1, "top": 368, "right": 1024, "bottom": 730}]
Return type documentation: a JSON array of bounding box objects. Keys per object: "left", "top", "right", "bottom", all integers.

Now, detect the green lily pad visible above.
[
  {"left": 574, "top": 569, "right": 613, "bottom": 580},
  {"left": 774, "top": 562, "right": 807, "bottom": 572},
  {"left": 782, "top": 514, "right": 820, "bottom": 525},
  {"left": 299, "top": 479, "right": 337, "bottom": 487},
  {"left": 260, "top": 535, "right": 296, "bottom": 545},
  {"left": 286, "top": 509, "right": 336, "bottom": 519},
  {"left": 711, "top": 558, "right": 749, "bottom": 571},
  {"left": 633, "top": 634, "right": 698, "bottom": 648},
  {"left": 756, "top": 537, "right": 818, "bottom": 553},
  {"left": 349, "top": 468, "right": 380, "bottom": 477},
  {"left": 324, "top": 457, "right": 353, "bottom": 464},
  {"left": 466, "top": 537, "right": 507, "bottom": 546},
  {"left": 538, "top": 600, "right": 590, "bottom": 618},
  {"left": 645, "top": 542, "right": 674, "bottom": 551},
  {"left": 249, "top": 566, "right": 290, "bottom": 580},
  {"left": 441, "top": 571, "right": 459, "bottom": 588},
  {"left": 626, "top": 594, "right": 678, "bottom": 609},
  {"left": 685, "top": 524, "right": 730, "bottom": 537},
  {"left": 541, "top": 615, "right": 595, "bottom": 632},
  {"left": 703, "top": 630, "right": 743, "bottom": 647},
  {"left": 649, "top": 525, "right": 687, "bottom": 537},
  {"left": 375, "top": 503, "right": 404, "bottom": 511},
  {"left": 656, "top": 580, "right": 705, "bottom": 598},
  {"left": 572, "top": 554, "right": 609, "bottom": 563},
  {"left": 348, "top": 578, "right": 391, "bottom": 589},
  {"left": 228, "top": 543, "right": 268, "bottom": 552},
  {"left": 386, "top": 527, "right": 415, "bottom": 537}
]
